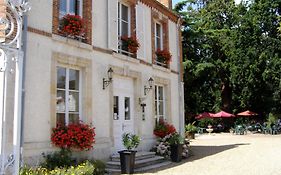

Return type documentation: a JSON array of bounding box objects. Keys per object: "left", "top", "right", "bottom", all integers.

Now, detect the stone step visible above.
[
  {"left": 106, "top": 160, "right": 172, "bottom": 174},
  {"left": 106, "top": 155, "right": 166, "bottom": 169},
  {"left": 111, "top": 151, "right": 155, "bottom": 162}
]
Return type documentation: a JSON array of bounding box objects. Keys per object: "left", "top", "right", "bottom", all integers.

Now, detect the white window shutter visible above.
[
  {"left": 107, "top": 0, "right": 118, "bottom": 52},
  {"left": 136, "top": 4, "right": 145, "bottom": 59}
]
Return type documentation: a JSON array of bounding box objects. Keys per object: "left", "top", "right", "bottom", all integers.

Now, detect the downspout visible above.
[
  {"left": 20, "top": 0, "right": 28, "bottom": 167},
  {"left": 176, "top": 18, "right": 185, "bottom": 136}
]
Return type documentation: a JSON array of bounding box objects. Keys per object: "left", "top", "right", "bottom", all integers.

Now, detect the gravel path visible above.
[{"left": 136, "top": 133, "right": 281, "bottom": 175}]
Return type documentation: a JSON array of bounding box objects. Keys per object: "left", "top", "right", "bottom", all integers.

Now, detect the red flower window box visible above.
[
  {"left": 59, "top": 14, "right": 85, "bottom": 39},
  {"left": 155, "top": 49, "right": 172, "bottom": 66},
  {"left": 120, "top": 35, "right": 140, "bottom": 56}
]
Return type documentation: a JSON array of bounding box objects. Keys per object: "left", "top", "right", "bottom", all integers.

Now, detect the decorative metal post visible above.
[{"left": 0, "top": 0, "right": 30, "bottom": 174}]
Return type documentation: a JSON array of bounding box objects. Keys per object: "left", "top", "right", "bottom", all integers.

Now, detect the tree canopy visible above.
[{"left": 175, "top": 0, "right": 281, "bottom": 121}]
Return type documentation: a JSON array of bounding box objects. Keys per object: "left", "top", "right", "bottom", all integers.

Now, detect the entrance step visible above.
[{"left": 106, "top": 152, "right": 171, "bottom": 174}]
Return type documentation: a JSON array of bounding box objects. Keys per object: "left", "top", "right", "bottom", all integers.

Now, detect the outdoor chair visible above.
[{"left": 197, "top": 127, "right": 205, "bottom": 134}]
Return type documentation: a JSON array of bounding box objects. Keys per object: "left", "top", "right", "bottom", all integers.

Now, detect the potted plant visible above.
[
  {"left": 120, "top": 35, "right": 140, "bottom": 56},
  {"left": 168, "top": 133, "right": 184, "bottom": 162},
  {"left": 185, "top": 122, "right": 198, "bottom": 139},
  {"left": 118, "top": 133, "right": 140, "bottom": 174},
  {"left": 59, "top": 14, "right": 85, "bottom": 39}
]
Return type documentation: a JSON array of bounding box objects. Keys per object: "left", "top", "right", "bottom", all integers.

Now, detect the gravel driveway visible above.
[{"left": 136, "top": 133, "right": 281, "bottom": 175}]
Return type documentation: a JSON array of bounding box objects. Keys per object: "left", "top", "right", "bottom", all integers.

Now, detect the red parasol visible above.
[
  {"left": 195, "top": 112, "right": 215, "bottom": 120},
  {"left": 237, "top": 110, "right": 258, "bottom": 117},
  {"left": 213, "top": 111, "right": 235, "bottom": 118}
]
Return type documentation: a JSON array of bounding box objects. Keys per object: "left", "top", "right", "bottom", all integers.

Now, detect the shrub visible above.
[
  {"left": 122, "top": 133, "right": 140, "bottom": 150},
  {"left": 154, "top": 119, "right": 176, "bottom": 138},
  {"left": 185, "top": 122, "right": 198, "bottom": 133},
  {"left": 41, "top": 149, "right": 75, "bottom": 170},
  {"left": 20, "top": 161, "right": 105, "bottom": 175},
  {"left": 51, "top": 122, "right": 95, "bottom": 151}
]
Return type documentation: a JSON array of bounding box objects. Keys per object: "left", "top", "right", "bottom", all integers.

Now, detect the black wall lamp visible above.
[
  {"left": 103, "top": 67, "right": 113, "bottom": 90},
  {"left": 144, "top": 77, "right": 154, "bottom": 95}
]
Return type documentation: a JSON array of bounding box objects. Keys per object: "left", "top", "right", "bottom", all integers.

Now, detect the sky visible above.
[{"left": 172, "top": 0, "right": 242, "bottom": 6}]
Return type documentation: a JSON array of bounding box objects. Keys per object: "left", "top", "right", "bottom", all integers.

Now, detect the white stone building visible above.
[{"left": 22, "top": 0, "right": 184, "bottom": 162}]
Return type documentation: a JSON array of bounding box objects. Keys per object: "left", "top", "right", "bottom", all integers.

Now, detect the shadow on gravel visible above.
[{"left": 141, "top": 143, "right": 250, "bottom": 174}]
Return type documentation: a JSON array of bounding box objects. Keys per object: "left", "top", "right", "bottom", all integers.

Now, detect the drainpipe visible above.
[
  {"left": 176, "top": 18, "right": 185, "bottom": 136},
  {"left": 20, "top": 0, "right": 28, "bottom": 167}
]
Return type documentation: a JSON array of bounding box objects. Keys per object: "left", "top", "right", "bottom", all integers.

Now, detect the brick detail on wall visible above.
[
  {"left": 130, "top": 3, "right": 137, "bottom": 37},
  {"left": 52, "top": 0, "right": 92, "bottom": 45}
]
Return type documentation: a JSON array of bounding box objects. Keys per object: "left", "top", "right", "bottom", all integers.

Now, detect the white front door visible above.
[{"left": 113, "top": 76, "right": 134, "bottom": 151}]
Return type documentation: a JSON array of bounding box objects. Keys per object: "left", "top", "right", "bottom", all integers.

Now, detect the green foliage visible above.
[
  {"left": 122, "top": 133, "right": 140, "bottom": 150},
  {"left": 168, "top": 133, "right": 184, "bottom": 145},
  {"left": 266, "top": 113, "right": 278, "bottom": 128},
  {"left": 20, "top": 161, "right": 105, "bottom": 175},
  {"left": 41, "top": 149, "right": 74, "bottom": 170},
  {"left": 198, "top": 118, "right": 215, "bottom": 128},
  {"left": 174, "top": 0, "right": 281, "bottom": 119},
  {"left": 185, "top": 122, "right": 198, "bottom": 133}
]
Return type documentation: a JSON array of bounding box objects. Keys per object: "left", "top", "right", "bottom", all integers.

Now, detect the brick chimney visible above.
[{"left": 157, "top": 0, "right": 172, "bottom": 10}]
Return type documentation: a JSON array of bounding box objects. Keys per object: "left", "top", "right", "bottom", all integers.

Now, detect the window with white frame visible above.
[
  {"left": 155, "top": 85, "right": 165, "bottom": 120},
  {"left": 59, "top": 0, "right": 83, "bottom": 18},
  {"left": 118, "top": 2, "right": 130, "bottom": 52},
  {"left": 155, "top": 23, "right": 163, "bottom": 50},
  {"left": 56, "top": 66, "right": 81, "bottom": 125}
]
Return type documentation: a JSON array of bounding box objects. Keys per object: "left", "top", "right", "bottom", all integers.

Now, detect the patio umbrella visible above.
[
  {"left": 237, "top": 110, "right": 258, "bottom": 117},
  {"left": 195, "top": 112, "right": 215, "bottom": 120},
  {"left": 213, "top": 111, "right": 235, "bottom": 118}
]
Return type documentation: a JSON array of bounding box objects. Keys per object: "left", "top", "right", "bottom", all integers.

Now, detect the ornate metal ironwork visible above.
[{"left": 0, "top": 0, "right": 30, "bottom": 174}]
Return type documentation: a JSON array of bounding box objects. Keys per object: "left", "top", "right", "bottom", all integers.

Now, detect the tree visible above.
[{"left": 175, "top": 0, "right": 281, "bottom": 121}]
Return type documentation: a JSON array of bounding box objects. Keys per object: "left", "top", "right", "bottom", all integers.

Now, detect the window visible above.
[
  {"left": 155, "top": 23, "right": 163, "bottom": 50},
  {"left": 124, "top": 97, "right": 130, "bottom": 120},
  {"left": 118, "top": 2, "right": 131, "bottom": 54},
  {"left": 155, "top": 85, "right": 165, "bottom": 120},
  {"left": 59, "top": 0, "right": 83, "bottom": 18},
  {"left": 56, "top": 67, "right": 81, "bottom": 125},
  {"left": 118, "top": 3, "right": 130, "bottom": 38}
]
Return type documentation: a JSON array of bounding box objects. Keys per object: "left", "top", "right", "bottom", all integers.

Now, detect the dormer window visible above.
[{"left": 59, "top": 0, "right": 83, "bottom": 18}]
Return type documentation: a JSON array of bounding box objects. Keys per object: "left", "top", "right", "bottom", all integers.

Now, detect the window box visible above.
[
  {"left": 155, "top": 49, "right": 172, "bottom": 68},
  {"left": 59, "top": 14, "right": 85, "bottom": 41},
  {"left": 120, "top": 35, "right": 139, "bottom": 58}
]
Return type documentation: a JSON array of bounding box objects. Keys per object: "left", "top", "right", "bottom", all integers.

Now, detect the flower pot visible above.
[
  {"left": 118, "top": 150, "right": 137, "bottom": 174},
  {"left": 170, "top": 144, "right": 183, "bottom": 162},
  {"left": 185, "top": 132, "right": 195, "bottom": 139}
]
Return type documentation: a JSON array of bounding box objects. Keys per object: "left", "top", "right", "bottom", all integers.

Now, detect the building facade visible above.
[{"left": 23, "top": 0, "right": 184, "bottom": 163}]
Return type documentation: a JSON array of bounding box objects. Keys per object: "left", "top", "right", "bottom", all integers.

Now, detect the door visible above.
[{"left": 113, "top": 76, "right": 134, "bottom": 151}]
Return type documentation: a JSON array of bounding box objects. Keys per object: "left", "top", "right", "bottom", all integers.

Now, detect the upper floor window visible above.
[
  {"left": 118, "top": 3, "right": 130, "bottom": 37},
  {"left": 155, "top": 23, "right": 163, "bottom": 50},
  {"left": 59, "top": 0, "right": 83, "bottom": 18},
  {"left": 56, "top": 67, "right": 81, "bottom": 125}
]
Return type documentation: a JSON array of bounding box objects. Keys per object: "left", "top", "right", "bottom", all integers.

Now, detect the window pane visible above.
[
  {"left": 56, "top": 113, "right": 66, "bottom": 126},
  {"left": 156, "top": 23, "right": 161, "bottom": 37},
  {"left": 158, "top": 86, "right": 164, "bottom": 100},
  {"left": 69, "top": 0, "right": 76, "bottom": 14},
  {"left": 69, "top": 114, "right": 79, "bottom": 124},
  {"left": 69, "top": 69, "right": 79, "bottom": 90},
  {"left": 121, "top": 4, "right": 129, "bottom": 22},
  {"left": 159, "top": 101, "right": 164, "bottom": 115},
  {"left": 121, "top": 21, "right": 129, "bottom": 36},
  {"left": 113, "top": 96, "right": 119, "bottom": 120},
  {"left": 156, "top": 37, "right": 161, "bottom": 50},
  {"left": 57, "top": 67, "right": 66, "bottom": 89},
  {"left": 57, "top": 90, "right": 66, "bottom": 112},
  {"left": 59, "top": 0, "right": 67, "bottom": 14},
  {"left": 69, "top": 92, "right": 79, "bottom": 112},
  {"left": 125, "top": 97, "right": 130, "bottom": 120}
]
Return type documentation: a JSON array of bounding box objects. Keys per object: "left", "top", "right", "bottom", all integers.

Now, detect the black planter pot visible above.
[
  {"left": 170, "top": 144, "right": 183, "bottom": 162},
  {"left": 118, "top": 150, "right": 137, "bottom": 174}
]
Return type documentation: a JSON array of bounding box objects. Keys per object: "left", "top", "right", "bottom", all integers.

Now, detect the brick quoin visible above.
[
  {"left": 52, "top": 0, "right": 92, "bottom": 45},
  {"left": 157, "top": 0, "right": 172, "bottom": 10}
]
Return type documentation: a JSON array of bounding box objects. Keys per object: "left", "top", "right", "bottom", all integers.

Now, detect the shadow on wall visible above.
[{"left": 142, "top": 143, "right": 250, "bottom": 174}]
